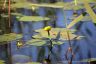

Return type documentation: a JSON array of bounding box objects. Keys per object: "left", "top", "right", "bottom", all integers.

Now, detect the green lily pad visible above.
[
  {"left": 16, "top": 62, "right": 41, "bottom": 64},
  {"left": 12, "top": 54, "right": 30, "bottom": 59},
  {"left": 26, "top": 38, "right": 66, "bottom": 46},
  {"left": 29, "top": 2, "right": 84, "bottom": 10},
  {"left": 13, "top": 0, "right": 27, "bottom": 3},
  {"left": 26, "top": 39, "right": 47, "bottom": 46},
  {"left": 69, "top": 16, "right": 92, "bottom": 22},
  {"left": 51, "top": 41, "right": 65, "bottom": 45},
  {"left": 1, "top": 13, "right": 23, "bottom": 18},
  {"left": 1, "top": 14, "right": 9, "bottom": 18},
  {"left": 16, "top": 16, "right": 50, "bottom": 22},
  {"left": 35, "top": 28, "right": 76, "bottom": 33},
  {"left": 11, "top": 2, "right": 31, "bottom": 9},
  {"left": 33, "top": 33, "right": 84, "bottom": 41},
  {"left": 0, "top": 60, "right": 5, "bottom": 64},
  {"left": 27, "top": 28, "right": 84, "bottom": 46},
  {"left": 11, "top": 13, "right": 23, "bottom": 16},
  {"left": 11, "top": 2, "right": 38, "bottom": 10},
  {"left": 34, "top": 28, "right": 84, "bottom": 40},
  {"left": 81, "top": 58, "right": 96, "bottom": 62},
  {"left": 0, "top": 33, "right": 22, "bottom": 43},
  {"left": 76, "top": 0, "right": 96, "bottom": 4},
  {"left": 12, "top": 54, "right": 31, "bottom": 63},
  {"left": 34, "top": 28, "right": 76, "bottom": 38}
]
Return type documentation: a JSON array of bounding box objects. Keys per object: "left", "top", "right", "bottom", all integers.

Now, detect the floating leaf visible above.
[
  {"left": 0, "top": 33, "right": 22, "bottom": 43},
  {"left": 16, "top": 16, "right": 50, "bottom": 22},
  {"left": 26, "top": 39, "right": 47, "bottom": 46},
  {"left": 29, "top": 2, "right": 84, "bottom": 10},
  {"left": 81, "top": 58, "right": 96, "bottom": 62},
  {"left": 78, "top": 0, "right": 96, "bottom": 3},
  {"left": 34, "top": 28, "right": 76, "bottom": 39},
  {"left": 26, "top": 38, "right": 66, "bottom": 46},
  {"left": 1, "top": 14, "right": 9, "bottom": 18},
  {"left": 11, "top": 13, "right": 23, "bottom": 16},
  {"left": 1, "top": 13, "right": 23, "bottom": 18},
  {"left": 13, "top": 0, "right": 27, "bottom": 3},
  {"left": 11, "top": 2, "right": 31, "bottom": 9},
  {"left": 26, "top": 28, "right": 84, "bottom": 46},
  {"left": 12, "top": 54, "right": 31, "bottom": 63},
  {"left": 16, "top": 62, "right": 41, "bottom": 64},
  {"left": 0, "top": 60, "right": 5, "bottom": 64},
  {"left": 35, "top": 28, "right": 76, "bottom": 33}
]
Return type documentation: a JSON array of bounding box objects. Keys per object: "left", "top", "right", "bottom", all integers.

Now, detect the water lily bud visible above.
[
  {"left": 17, "top": 40, "right": 23, "bottom": 48},
  {"left": 44, "top": 26, "right": 52, "bottom": 31},
  {"left": 32, "top": 6, "right": 38, "bottom": 11}
]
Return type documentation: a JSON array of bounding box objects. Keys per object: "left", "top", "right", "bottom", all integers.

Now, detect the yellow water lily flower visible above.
[{"left": 44, "top": 26, "right": 52, "bottom": 31}]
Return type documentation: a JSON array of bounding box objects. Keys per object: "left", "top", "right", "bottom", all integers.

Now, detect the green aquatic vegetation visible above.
[
  {"left": 77, "top": 0, "right": 96, "bottom": 3},
  {"left": 1, "top": 14, "right": 9, "bottom": 18},
  {"left": 2, "top": 13, "right": 50, "bottom": 22},
  {"left": 29, "top": 2, "right": 84, "bottom": 10},
  {"left": 12, "top": 54, "right": 31, "bottom": 60},
  {"left": 1, "top": 13, "right": 23, "bottom": 18},
  {"left": 81, "top": 58, "right": 96, "bottom": 62},
  {"left": 11, "top": 13, "right": 23, "bottom": 16},
  {"left": 11, "top": 2, "right": 38, "bottom": 10},
  {"left": 16, "top": 62, "right": 41, "bottom": 64},
  {"left": 0, "top": 33, "right": 22, "bottom": 43},
  {"left": 16, "top": 16, "right": 50, "bottom": 22},
  {"left": 11, "top": 2, "right": 30, "bottom": 8},
  {"left": 26, "top": 28, "right": 84, "bottom": 46},
  {"left": 68, "top": 16, "right": 92, "bottom": 22},
  {"left": 0, "top": 60, "right": 5, "bottom": 64}
]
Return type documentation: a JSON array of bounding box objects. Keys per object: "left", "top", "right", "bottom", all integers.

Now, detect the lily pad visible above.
[
  {"left": 81, "top": 58, "right": 96, "bottom": 62},
  {"left": 0, "top": 33, "right": 22, "bottom": 43},
  {"left": 16, "top": 16, "right": 50, "bottom": 22},
  {"left": 26, "top": 28, "right": 84, "bottom": 46},
  {"left": 1, "top": 13, "right": 23, "bottom": 18},
  {"left": 35, "top": 28, "right": 76, "bottom": 33},
  {"left": 33, "top": 28, "right": 84, "bottom": 40},
  {"left": 29, "top": 2, "right": 84, "bottom": 10},
  {"left": 0, "top": 60, "right": 5, "bottom": 64},
  {"left": 13, "top": 0, "right": 27, "bottom": 3},
  {"left": 76, "top": 0, "right": 96, "bottom": 4},
  {"left": 34, "top": 28, "right": 76, "bottom": 39},
  {"left": 11, "top": 13, "right": 23, "bottom": 16},
  {"left": 12, "top": 54, "right": 31, "bottom": 63},
  {"left": 16, "top": 62, "right": 41, "bottom": 64},
  {"left": 26, "top": 38, "right": 66, "bottom": 46},
  {"left": 26, "top": 39, "right": 47, "bottom": 46},
  {"left": 33, "top": 32, "right": 84, "bottom": 41},
  {"left": 68, "top": 16, "right": 92, "bottom": 22},
  {"left": 11, "top": 2, "right": 30, "bottom": 8},
  {"left": 1, "top": 14, "right": 9, "bottom": 18},
  {"left": 11, "top": 2, "right": 38, "bottom": 10}
]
